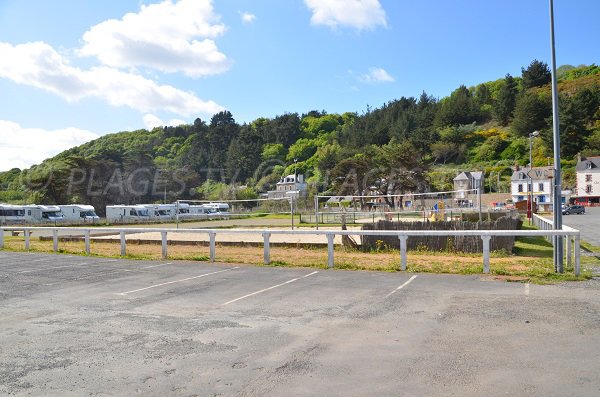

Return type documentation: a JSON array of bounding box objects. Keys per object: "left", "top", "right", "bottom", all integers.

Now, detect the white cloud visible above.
[
  {"left": 143, "top": 114, "right": 188, "bottom": 130},
  {"left": 0, "top": 120, "right": 99, "bottom": 171},
  {"left": 359, "top": 67, "right": 395, "bottom": 83},
  {"left": 79, "top": 0, "right": 231, "bottom": 77},
  {"left": 305, "top": 0, "right": 387, "bottom": 30},
  {"left": 0, "top": 41, "right": 225, "bottom": 116},
  {"left": 240, "top": 12, "right": 256, "bottom": 24}
]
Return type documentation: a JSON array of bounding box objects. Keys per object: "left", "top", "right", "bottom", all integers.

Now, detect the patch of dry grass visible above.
[{"left": 1, "top": 235, "right": 591, "bottom": 282}]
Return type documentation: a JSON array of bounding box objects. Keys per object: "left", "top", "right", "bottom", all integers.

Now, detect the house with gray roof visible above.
[
  {"left": 453, "top": 171, "right": 484, "bottom": 206},
  {"left": 574, "top": 155, "right": 600, "bottom": 206}
]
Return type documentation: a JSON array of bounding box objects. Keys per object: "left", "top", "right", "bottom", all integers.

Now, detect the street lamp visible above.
[
  {"left": 528, "top": 130, "right": 540, "bottom": 222},
  {"left": 549, "top": 0, "right": 564, "bottom": 273}
]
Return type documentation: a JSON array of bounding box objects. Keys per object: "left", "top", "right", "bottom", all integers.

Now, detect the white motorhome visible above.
[
  {"left": 23, "top": 205, "right": 65, "bottom": 223},
  {"left": 143, "top": 204, "right": 174, "bottom": 220},
  {"left": 0, "top": 204, "right": 26, "bottom": 224},
  {"left": 187, "top": 204, "right": 212, "bottom": 219},
  {"left": 106, "top": 205, "right": 151, "bottom": 223},
  {"left": 59, "top": 204, "right": 100, "bottom": 222},
  {"left": 203, "top": 202, "right": 230, "bottom": 219},
  {"left": 172, "top": 202, "right": 193, "bottom": 219}
]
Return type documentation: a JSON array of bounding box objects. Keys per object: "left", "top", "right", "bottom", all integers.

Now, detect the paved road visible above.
[
  {"left": 1, "top": 252, "right": 599, "bottom": 396},
  {"left": 560, "top": 206, "right": 600, "bottom": 246}
]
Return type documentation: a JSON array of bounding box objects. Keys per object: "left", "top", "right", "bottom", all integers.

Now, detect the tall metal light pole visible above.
[
  {"left": 549, "top": 0, "right": 563, "bottom": 272},
  {"left": 528, "top": 131, "right": 540, "bottom": 224}
]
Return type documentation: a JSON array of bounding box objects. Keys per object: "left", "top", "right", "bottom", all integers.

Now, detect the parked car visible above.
[{"left": 562, "top": 205, "right": 585, "bottom": 215}]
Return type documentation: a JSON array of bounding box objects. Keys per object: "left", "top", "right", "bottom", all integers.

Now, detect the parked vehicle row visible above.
[
  {"left": 0, "top": 202, "right": 230, "bottom": 224},
  {"left": 0, "top": 204, "right": 99, "bottom": 224}
]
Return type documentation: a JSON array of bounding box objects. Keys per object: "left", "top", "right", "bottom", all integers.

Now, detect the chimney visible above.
[{"left": 577, "top": 152, "right": 582, "bottom": 163}]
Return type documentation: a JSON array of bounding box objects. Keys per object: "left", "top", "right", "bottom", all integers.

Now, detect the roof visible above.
[
  {"left": 576, "top": 156, "right": 600, "bottom": 172},
  {"left": 453, "top": 171, "right": 483, "bottom": 181},
  {"left": 277, "top": 174, "right": 304, "bottom": 184},
  {"left": 510, "top": 167, "right": 554, "bottom": 181}
]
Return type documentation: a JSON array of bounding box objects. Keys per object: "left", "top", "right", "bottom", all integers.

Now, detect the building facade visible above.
[
  {"left": 510, "top": 166, "right": 554, "bottom": 211},
  {"left": 453, "top": 171, "right": 484, "bottom": 207},
  {"left": 267, "top": 174, "right": 308, "bottom": 199},
  {"left": 574, "top": 155, "right": 600, "bottom": 206}
]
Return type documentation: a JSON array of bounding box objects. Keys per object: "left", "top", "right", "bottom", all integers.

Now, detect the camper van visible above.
[
  {"left": 106, "top": 205, "right": 151, "bottom": 223},
  {"left": 22, "top": 205, "right": 64, "bottom": 223},
  {"left": 203, "top": 202, "right": 230, "bottom": 219},
  {"left": 143, "top": 204, "right": 174, "bottom": 221},
  {"left": 59, "top": 204, "right": 100, "bottom": 222},
  {"left": 186, "top": 204, "right": 216, "bottom": 219},
  {"left": 0, "top": 204, "right": 26, "bottom": 224}
]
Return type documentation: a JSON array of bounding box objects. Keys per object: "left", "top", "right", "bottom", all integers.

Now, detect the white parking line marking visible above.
[
  {"left": 222, "top": 271, "right": 319, "bottom": 306},
  {"left": 142, "top": 262, "right": 172, "bottom": 269},
  {"left": 43, "top": 267, "right": 149, "bottom": 286},
  {"left": 386, "top": 275, "right": 418, "bottom": 298},
  {"left": 9, "top": 264, "right": 88, "bottom": 275},
  {"left": 524, "top": 283, "right": 530, "bottom": 296},
  {"left": 117, "top": 267, "right": 239, "bottom": 295}
]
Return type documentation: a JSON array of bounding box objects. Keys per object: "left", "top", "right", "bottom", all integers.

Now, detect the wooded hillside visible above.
[{"left": 1, "top": 61, "right": 599, "bottom": 210}]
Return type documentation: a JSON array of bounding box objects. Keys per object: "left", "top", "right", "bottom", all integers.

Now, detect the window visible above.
[
  {"left": 538, "top": 183, "right": 544, "bottom": 192},
  {"left": 130, "top": 209, "right": 136, "bottom": 216},
  {"left": 538, "top": 196, "right": 545, "bottom": 203},
  {"left": 586, "top": 174, "right": 592, "bottom": 182},
  {"left": 518, "top": 184, "right": 523, "bottom": 193},
  {"left": 586, "top": 185, "right": 593, "bottom": 194}
]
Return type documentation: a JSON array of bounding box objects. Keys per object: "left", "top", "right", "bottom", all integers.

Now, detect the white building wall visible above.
[{"left": 576, "top": 172, "right": 600, "bottom": 197}]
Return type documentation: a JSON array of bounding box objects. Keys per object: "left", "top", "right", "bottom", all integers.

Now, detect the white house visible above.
[
  {"left": 574, "top": 155, "right": 600, "bottom": 206},
  {"left": 510, "top": 166, "right": 554, "bottom": 211},
  {"left": 267, "top": 174, "right": 308, "bottom": 199}
]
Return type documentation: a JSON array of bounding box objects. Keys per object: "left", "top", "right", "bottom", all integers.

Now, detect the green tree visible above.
[
  {"left": 434, "top": 85, "right": 479, "bottom": 127},
  {"left": 493, "top": 74, "right": 519, "bottom": 125},
  {"left": 226, "top": 124, "right": 264, "bottom": 183},
  {"left": 521, "top": 59, "right": 551, "bottom": 89},
  {"left": 556, "top": 89, "right": 600, "bottom": 158},
  {"left": 510, "top": 92, "right": 551, "bottom": 137},
  {"left": 205, "top": 111, "right": 240, "bottom": 178},
  {"left": 261, "top": 143, "right": 286, "bottom": 161}
]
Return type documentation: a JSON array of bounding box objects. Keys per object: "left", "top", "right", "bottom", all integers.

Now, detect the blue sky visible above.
[{"left": 0, "top": 0, "right": 598, "bottom": 171}]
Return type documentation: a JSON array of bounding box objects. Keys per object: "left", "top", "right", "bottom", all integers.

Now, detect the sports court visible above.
[{"left": 1, "top": 251, "right": 599, "bottom": 396}]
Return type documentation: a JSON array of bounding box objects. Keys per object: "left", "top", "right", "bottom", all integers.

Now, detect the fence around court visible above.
[{"left": 0, "top": 225, "right": 582, "bottom": 275}]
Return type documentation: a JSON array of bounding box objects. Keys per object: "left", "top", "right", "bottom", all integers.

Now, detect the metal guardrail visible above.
[{"left": 0, "top": 226, "right": 581, "bottom": 276}]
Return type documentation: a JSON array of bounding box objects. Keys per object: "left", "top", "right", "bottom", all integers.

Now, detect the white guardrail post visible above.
[
  {"left": 161, "top": 231, "right": 168, "bottom": 259},
  {"left": 24, "top": 229, "right": 30, "bottom": 250},
  {"left": 399, "top": 235, "right": 408, "bottom": 271},
  {"left": 120, "top": 231, "right": 126, "bottom": 257},
  {"left": 209, "top": 232, "right": 216, "bottom": 263},
  {"left": 263, "top": 232, "right": 271, "bottom": 265},
  {"left": 53, "top": 229, "right": 59, "bottom": 252},
  {"left": 481, "top": 235, "right": 491, "bottom": 274},
  {"left": 327, "top": 234, "right": 335, "bottom": 268},
  {"left": 84, "top": 230, "right": 91, "bottom": 255},
  {"left": 574, "top": 234, "right": 581, "bottom": 277},
  {"left": 566, "top": 235, "right": 572, "bottom": 268}
]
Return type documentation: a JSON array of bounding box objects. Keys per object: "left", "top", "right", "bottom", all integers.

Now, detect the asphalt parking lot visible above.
[
  {"left": 1, "top": 252, "right": 599, "bottom": 396},
  {"left": 561, "top": 206, "right": 600, "bottom": 247}
]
